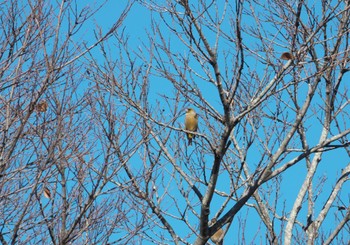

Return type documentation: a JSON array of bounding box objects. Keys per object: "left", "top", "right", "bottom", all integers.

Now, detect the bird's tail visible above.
[{"left": 187, "top": 133, "right": 194, "bottom": 145}]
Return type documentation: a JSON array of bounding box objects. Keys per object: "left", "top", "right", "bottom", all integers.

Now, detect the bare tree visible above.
[
  {"left": 0, "top": 0, "right": 133, "bottom": 244},
  {"left": 1, "top": 0, "right": 350, "bottom": 245},
  {"left": 91, "top": 0, "right": 350, "bottom": 244}
]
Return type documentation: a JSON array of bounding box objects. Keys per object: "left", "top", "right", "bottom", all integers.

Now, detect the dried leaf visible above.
[
  {"left": 43, "top": 187, "right": 51, "bottom": 199},
  {"left": 36, "top": 100, "right": 48, "bottom": 112},
  {"left": 280, "top": 52, "right": 293, "bottom": 60}
]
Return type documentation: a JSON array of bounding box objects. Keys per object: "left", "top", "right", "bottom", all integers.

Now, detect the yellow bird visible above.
[
  {"left": 209, "top": 218, "right": 224, "bottom": 245},
  {"left": 185, "top": 108, "right": 198, "bottom": 145}
]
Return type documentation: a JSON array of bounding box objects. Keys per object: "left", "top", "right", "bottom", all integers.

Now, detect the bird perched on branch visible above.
[
  {"left": 185, "top": 108, "right": 198, "bottom": 145},
  {"left": 209, "top": 218, "right": 224, "bottom": 245}
]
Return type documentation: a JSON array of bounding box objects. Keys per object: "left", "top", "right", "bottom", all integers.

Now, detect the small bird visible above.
[
  {"left": 209, "top": 218, "right": 224, "bottom": 245},
  {"left": 184, "top": 108, "right": 198, "bottom": 145}
]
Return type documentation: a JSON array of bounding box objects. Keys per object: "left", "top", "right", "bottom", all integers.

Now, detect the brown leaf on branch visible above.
[
  {"left": 36, "top": 100, "right": 48, "bottom": 112},
  {"left": 43, "top": 187, "right": 51, "bottom": 199},
  {"left": 280, "top": 52, "right": 293, "bottom": 60}
]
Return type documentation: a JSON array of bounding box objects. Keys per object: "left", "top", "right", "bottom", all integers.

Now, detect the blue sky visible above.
[{"left": 43, "top": 0, "right": 350, "bottom": 244}]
